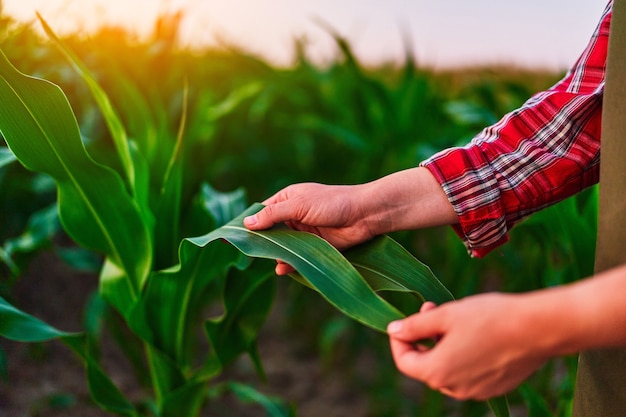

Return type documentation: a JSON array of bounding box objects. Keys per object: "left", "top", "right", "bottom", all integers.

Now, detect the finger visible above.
[
  {"left": 261, "top": 192, "right": 284, "bottom": 206},
  {"left": 389, "top": 335, "right": 416, "bottom": 358},
  {"left": 243, "top": 202, "right": 297, "bottom": 230},
  {"left": 275, "top": 261, "right": 295, "bottom": 276},
  {"left": 420, "top": 301, "right": 437, "bottom": 313},
  {"left": 439, "top": 387, "right": 456, "bottom": 398},
  {"left": 388, "top": 337, "right": 431, "bottom": 381},
  {"left": 387, "top": 307, "right": 443, "bottom": 343}
]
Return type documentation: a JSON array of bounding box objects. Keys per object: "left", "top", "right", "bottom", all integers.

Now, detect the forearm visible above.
[
  {"left": 520, "top": 263, "right": 626, "bottom": 356},
  {"left": 419, "top": 3, "right": 609, "bottom": 258},
  {"left": 358, "top": 166, "right": 458, "bottom": 236}
]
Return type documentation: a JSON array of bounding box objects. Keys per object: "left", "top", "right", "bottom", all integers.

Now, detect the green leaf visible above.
[
  {"left": 0, "top": 146, "right": 16, "bottom": 169},
  {"left": 145, "top": 344, "right": 186, "bottom": 404},
  {"left": 160, "top": 380, "right": 207, "bottom": 417},
  {"left": 488, "top": 395, "right": 511, "bottom": 417},
  {"left": 37, "top": 15, "right": 155, "bottom": 241},
  {"left": 153, "top": 81, "right": 188, "bottom": 269},
  {"left": 0, "top": 296, "right": 138, "bottom": 416},
  {"left": 105, "top": 70, "right": 163, "bottom": 163},
  {"left": 518, "top": 383, "right": 552, "bottom": 416},
  {"left": 186, "top": 204, "right": 509, "bottom": 416},
  {"left": 206, "top": 82, "right": 263, "bottom": 121},
  {"left": 130, "top": 241, "right": 242, "bottom": 368},
  {"left": 222, "top": 381, "right": 295, "bottom": 417},
  {"left": 199, "top": 182, "right": 248, "bottom": 228},
  {"left": 344, "top": 235, "right": 454, "bottom": 305},
  {"left": 37, "top": 13, "right": 135, "bottom": 189},
  {"left": 83, "top": 291, "right": 108, "bottom": 343},
  {"left": 186, "top": 203, "right": 405, "bottom": 332},
  {"left": 0, "top": 295, "right": 77, "bottom": 342},
  {"left": 1, "top": 203, "right": 60, "bottom": 275},
  {"left": 56, "top": 246, "right": 102, "bottom": 273},
  {"left": 0, "top": 49, "right": 152, "bottom": 311},
  {"left": 85, "top": 357, "right": 138, "bottom": 417},
  {"left": 204, "top": 261, "right": 275, "bottom": 379}
]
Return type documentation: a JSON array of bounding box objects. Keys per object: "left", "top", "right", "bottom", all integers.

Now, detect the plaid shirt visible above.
[{"left": 422, "top": 1, "right": 612, "bottom": 257}]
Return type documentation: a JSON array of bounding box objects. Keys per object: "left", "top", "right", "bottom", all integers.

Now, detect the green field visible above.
[{"left": 0, "top": 11, "right": 596, "bottom": 417}]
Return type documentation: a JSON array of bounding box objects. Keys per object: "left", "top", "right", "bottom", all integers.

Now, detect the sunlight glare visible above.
[{"left": 3, "top": 0, "right": 190, "bottom": 37}]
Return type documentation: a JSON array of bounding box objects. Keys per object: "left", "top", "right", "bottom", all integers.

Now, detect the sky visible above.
[{"left": 1, "top": 0, "right": 611, "bottom": 70}]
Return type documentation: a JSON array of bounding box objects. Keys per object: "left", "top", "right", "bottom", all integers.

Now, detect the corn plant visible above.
[{"left": 0, "top": 18, "right": 513, "bottom": 417}]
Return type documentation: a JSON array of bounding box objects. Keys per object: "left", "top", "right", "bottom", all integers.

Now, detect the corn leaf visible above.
[
  {"left": 1, "top": 203, "right": 60, "bottom": 275},
  {"left": 37, "top": 15, "right": 155, "bottom": 236},
  {"left": 37, "top": 13, "right": 135, "bottom": 189},
  {"left": 0, "top": 146, "right": 16, "bottom": 168},
  {"left": 199, "top": 182, "right": 247, "bottom": 228},
  {"left": 0, "top": 296, "right": 137, "bottom": 416},
  {"left": 206, "top": 82, "right": 263, "bottom": 121},
  {"left": 153, "top": 81, "right": 188, "bottom": 269},
  {"left": 203, "top": 260, "right": 275, "bottom": 378},
  {"left": 130, "top": 241, "right": 242, "bottom": 366},
  {"left": 344, "top": 235, "right": 454, "bottom": 304},
  {"left": 145, "top": 344, "right": 186, "bottom": 404},
  {"left": 0, "top": 49, "right": 152, "bottom": 309},
  {"left": 185, "top": 204, "right": 508, "bottom": 416},
  {"left": 186, "top": 203, "right": 406, "bottom": 332},
  {"left": 213, "top": 381, "right": 295, "bottom": 417},
  {"left": 160, "top": 380, "right": 207, "bottom": 417},
  {"left": 488, "top": 395, "right": 511, "bottom": 417}
]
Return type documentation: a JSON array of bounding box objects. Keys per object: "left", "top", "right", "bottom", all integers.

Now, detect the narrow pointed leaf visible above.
[
  {"left": 186, "top": 203, "right": 404, "bottom": 332},
  {"left": 130, "top": 241, "right": 242, "bottom": 366},
  {"left": 184, "top": 204, "right": 510, "bottom": 417},
  {"left": 0, "top": 296, "right": 137, "bottom": 416},
  {"left": 204, "top": 261, "right": 275, "bottom": 377},
  {"left": 0, "top": 50, "right": 151, "bottom": 308},
  {"left": 0, "top": 146, "right": 16, "bottom": 168},
  {"left": 222, "top": 381, "right": 295, "bottom": 417},
  {"left": 488, "top": 395, "right": 511, "bottom": 417},
  {"left": 160, "top": 380, "right": 207, "bottom": 417},
  {"left": 206, "top": 82, "right": 263, "bottom": 121},
  {"left": 145, "top": 344, "right": 186, "bottom": 404},
  {"left": 154, "top": 82, "right": 188, "bottom": 268},
  {"left": 37, "top": 13, "right": 135, "bottom": 188},
  {"left": 2, "top": 203, "right": 60, "bottom": 274},
  {"left": 0, "top": 296, "right": 78, "bottom": 342},
  {"left": 199, "top": 182, "right": 247, "bottom": 228},
  {"left": 38, "top": 15, "right": 155, "bottom": 235},
  {"left": 344, "top": 235, "right": 454, "bottom": 304}
]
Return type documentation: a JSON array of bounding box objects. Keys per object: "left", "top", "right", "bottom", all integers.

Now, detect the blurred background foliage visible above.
[{"left": 0, "top": 7, "right": 595, "bottom": 417}]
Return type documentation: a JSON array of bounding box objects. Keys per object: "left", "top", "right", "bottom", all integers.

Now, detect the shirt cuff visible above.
[{"left": 421, "top": 146, "right": 511, "bottom": 258}]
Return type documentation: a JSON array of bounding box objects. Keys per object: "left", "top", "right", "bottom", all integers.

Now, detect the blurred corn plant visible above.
[
  {"left": 0, "top": 16, "right": 510, "bottom": 417},
  {"left": 196, "top": 23, "right": 457, "bottom": 197}
]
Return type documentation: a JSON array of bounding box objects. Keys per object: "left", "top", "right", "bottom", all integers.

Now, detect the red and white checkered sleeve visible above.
[{"left": 421, "top": 1, "right": 611, "bottom": 257}]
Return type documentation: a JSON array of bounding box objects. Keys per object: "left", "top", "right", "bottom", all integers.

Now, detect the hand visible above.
[
  {"left": 244, "top": 183, "right": 378, "bottom": 274},
  {"left": 244, "top": 168, "right": 458, "bottom": 275},
  {"left": 387, "top": 294, "right": 549, "bottom": 400}
]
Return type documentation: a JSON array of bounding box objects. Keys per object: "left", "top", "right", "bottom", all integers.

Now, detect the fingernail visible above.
[
  {"left": 244, "top": 215, "right": 257, "bottom": 226},
  {"left": 387, "top": 320, "right": 403, "bottom": 334}
]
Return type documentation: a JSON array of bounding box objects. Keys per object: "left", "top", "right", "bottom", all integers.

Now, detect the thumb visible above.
[
  {"left": 243, "top": 202, "right": 295, "bottom": 230},
  {"left": 387, "top": 305, "right": 443, "bottom": 343},
  {"left": 420, "top": 301, "right": 437, "bottom": 313},
  {"left": 388, "top": 308, "right": 444, "bottom": 382}
]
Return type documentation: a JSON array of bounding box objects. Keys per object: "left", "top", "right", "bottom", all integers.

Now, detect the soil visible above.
[{"left": 0, "top": 249, "right": 427, "bottom": 417}]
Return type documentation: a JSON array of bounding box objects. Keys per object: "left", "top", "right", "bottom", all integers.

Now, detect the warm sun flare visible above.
[{"left": 4, "top": 0, "right": 187, "bottom": 36}]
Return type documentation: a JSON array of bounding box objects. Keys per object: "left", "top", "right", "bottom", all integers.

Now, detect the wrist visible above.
[
  {"left": 359, "top": 167, "right": 457, "bottom": 235},
  {"left": 517, "top": 275, "right": 625, "bottom": 358}
]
